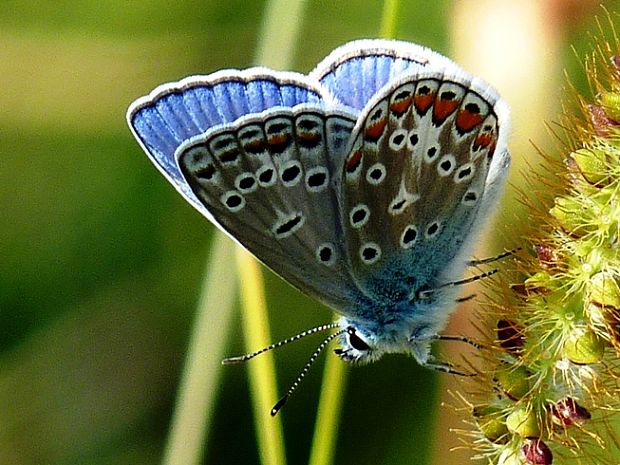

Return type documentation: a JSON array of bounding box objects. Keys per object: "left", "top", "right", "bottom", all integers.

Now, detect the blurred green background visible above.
[{"left": 1, "top": 1, "right": 617, "bottom": 464}]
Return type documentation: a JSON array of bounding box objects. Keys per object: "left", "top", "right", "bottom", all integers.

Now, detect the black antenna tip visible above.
[{"left": 270, "top": 395, "right": 289, "bottom": 417}]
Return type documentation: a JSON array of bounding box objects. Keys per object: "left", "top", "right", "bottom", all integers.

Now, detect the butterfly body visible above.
[{"left": 128, "top": 40, "right": 510, "bottom": 370}]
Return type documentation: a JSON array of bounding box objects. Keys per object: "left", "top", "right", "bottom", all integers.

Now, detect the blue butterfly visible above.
[{"left": 127, "top": 39, "right": 510, "bottom": 413}]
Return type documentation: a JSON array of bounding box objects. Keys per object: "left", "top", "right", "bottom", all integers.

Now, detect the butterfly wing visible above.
[
  {"left": 128, "top": 71, "right": 369, "bottom": 311},
  {"left": 311, "top": 39, "right": 457, "bottom": 111},
  {"left": 336, "top": 68, "right": 510, "bottom": 303},
  {"left": 127, "top": 69, "right": 329, "bottom": 219}
]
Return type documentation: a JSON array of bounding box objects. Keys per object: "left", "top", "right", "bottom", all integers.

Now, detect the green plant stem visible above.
[
  {"left": 380, "top": 0, "right": 401, "bottom": 40},
  {"left": 308, "top": 3, "right": 401, "bottom": 465},
  {"left": 236, "top": 2, "right": 308, "bottom": 465},
  {"left": 307, "top": 353, "right": 348, "bottom": 465},
  {"left": 236, "top": 249, "right": 287, "bottom": 465},
  {"left": 162, "top": 233, "right": 238, "bottom": 465}
]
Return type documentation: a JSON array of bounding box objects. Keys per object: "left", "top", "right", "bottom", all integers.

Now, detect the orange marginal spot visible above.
[
  {"left": 346, "top": 149, "right": 363, "bottom": 173},
  {"left": 414, "top": 92, "right": 435, "bottom": 114},
  {"left": 243, "top": 139, "right": 265, "bottom": 153},
  {"left": 433, "top": 99, "right": 459, "bottom": 123},
  {"left": 298, "top": 132, "right": 321, "bottom": 143},
  {"left": 365, "top": 118, "right": 388, "bottom": 140},
  {"left": 473, "top": 133, "right": 494, "bottom": 151},
  {"left": 390, "top": 96, "right": 413, "bottom": 116},
  {"left": 267, "top": 133, "right": 290, "bottom": 146},
  {"left": 455, "top": 109, "right": 484, "bottom": 133}
]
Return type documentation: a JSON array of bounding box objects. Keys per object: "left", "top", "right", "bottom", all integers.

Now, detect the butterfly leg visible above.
[
  {"left": 467, "top": 248, "right": 521, "bottom": 267},
  {"left": 418, "top": 358, "right": 473, "bottom": 376},
  {"left": 410, "top": 333, "right": 479, "bottom": 376}
]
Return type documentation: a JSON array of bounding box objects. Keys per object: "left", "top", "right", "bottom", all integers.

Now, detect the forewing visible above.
[{"left": 337, "top": 70, "right": 510, "bottom": 302}]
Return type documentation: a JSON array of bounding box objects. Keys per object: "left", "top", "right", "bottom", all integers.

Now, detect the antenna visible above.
[
  {"left": 222, "top": 322, "right": 340, "bottom": 365},
  {"left": 271, "top": 328, "right": 346, "bottom": 416}
]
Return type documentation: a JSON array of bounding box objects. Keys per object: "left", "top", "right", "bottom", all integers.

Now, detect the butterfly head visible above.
[{"left": 333, "top": 316, "right": 434, "bottom": 365}]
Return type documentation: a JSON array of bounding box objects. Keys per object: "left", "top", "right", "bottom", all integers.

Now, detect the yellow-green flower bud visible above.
[
  {"left": 570, "top": 148, "right": 609, "bottom": 185},
  {"left": 473, "top": 405, "right": 509, "bottom": 443},
  {"left": 496, "top": 365, "right": 531, "bottom": 400},
  {"left": 506, "top": 406, "right": 541, "bottom": 438},
  {"left": 563, "top": 328, "right": 606, "bottom": 364}
]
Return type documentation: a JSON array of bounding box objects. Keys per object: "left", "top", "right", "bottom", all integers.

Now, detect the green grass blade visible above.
[
  {"left": 307, "top": 353, "right": 349, "bottom": 465},
  {"left": 236, "top": 249, "right": 287, "bottom": 465},
  {"left": 308, "top": 3, "right": 401, "bottom": 464},
  {"left": 255, "top": 0, "right": 308, "bottom": 69},
  {"left": 236, "top": 2, "right": 308, "bottom": 465},
  {"left": 380, "top": 0, "right": 401, "bottom": 40},
  {"left": 162, "top": 233, "right": 238, "bottom": 465}
]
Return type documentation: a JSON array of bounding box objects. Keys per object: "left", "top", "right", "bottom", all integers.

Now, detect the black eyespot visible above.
[
  {"left": 440, "top": 159, "right": 452, "bottom": 172},
  {"left": 225, "top": 194, "right": 242, "bottom": 209},
  {"left": 418, "top": 85, "right": 431, "bottom": 95},
  {"left": 458, "top": 167, "right": 472, "bottom": 179},
  {"left": 282, "top": 165, "right": 301, "bottom": 183},
  {"left": 348, "top": 328, "right": 370, "bottom": 351},
  {"left": 426, "top": 222, "right": 439, "bottom": 236},
  {"left": 369, "top": 168, "right": 382, "bottom": 180},
  {"left": 259, "top": 168, "right": 275, "bottom": 184},
  {"left": 238, "top": 176, "right": 255, "bottom": 190},
  {"left": 307, "top": 171, "right": 326, "bottom": 188},
  {"left": 427, "top": 147, "right": 437, "bottom": 159},
  {"left": 318, "top": 245, "right": 332, "bottom": 262},
  {"left": 275, "top": 215, "right": 302, "bottom": 236},
  {"left": 403, "top": 227, "right": 417, "bottom": 244},
  {"left": 391, "top": 199, "right": 406, "bottom": 211},
  {"left": 392, "top": 133, "right": 405, "bottom": 145},
  {"left": 464, "top": 191, "right": 478, "bottom": 203},
  {"left": 352, "top": 209, "right": 367, "bottom": 224},
  {"left": 362, "top": 246, "right": 377, "bottom": 261},
  {"left": 409, "top": 133, "right": 419, "bottom": 146}
]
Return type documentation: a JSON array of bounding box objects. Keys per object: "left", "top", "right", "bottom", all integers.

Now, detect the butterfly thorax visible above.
[{"left": 335, "top": 280, "right": 459, "bottom": 366}]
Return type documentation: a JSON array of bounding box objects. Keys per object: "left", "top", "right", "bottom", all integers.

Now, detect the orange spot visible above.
[
  {"left": 268, "top": 134, "right": 290, "bottom": 146},
  {"left": 414, "top": 93, "right": 434, "bottom": 114},
  {"left": 346, "top": 149, "right": 363, "bottom": 173},
  {"left": 298, "top": 132, "right": 321, "bottom": 143},
  {"left": 390, "top": 96, "right": 413, "bottom": 116},
  {"left": 455, "top": 109, "right": 484, "bottom": 133},
  {"left": 473, "top": 133, "right": 494, "bottom": 151},
  {"left": 433, "top": 99, "right": 459, "bottom": 123},
  {"left": 365, "top": 118, "right": 387, "bottom": 140},
  {"left": 243, "top": 139, "right": 265, "bottom": 152}
]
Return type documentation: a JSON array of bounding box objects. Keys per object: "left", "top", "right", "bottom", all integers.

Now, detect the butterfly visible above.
[{"left": 127, "top": 39, "right": 510, "bottom": 413}]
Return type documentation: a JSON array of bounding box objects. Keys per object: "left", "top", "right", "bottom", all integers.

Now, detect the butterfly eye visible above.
[{"left": 347, "top": 328, "right": 371, "bottom": 351}]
